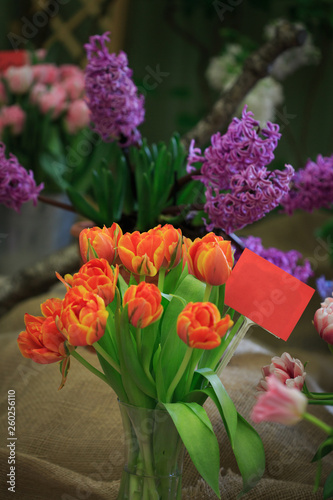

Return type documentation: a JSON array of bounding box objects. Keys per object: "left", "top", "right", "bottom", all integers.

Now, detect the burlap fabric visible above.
[{"left": 0, "top": 287, "right": 332, "bottom": 500}]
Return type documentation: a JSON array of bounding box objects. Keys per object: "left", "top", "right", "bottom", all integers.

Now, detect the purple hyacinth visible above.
[
  {"left": 240, "top": 236, "right": 313, "bottom": 282},
  {"left": 187, "top": 106, "right": 294, "bottom": 233},
  {"left": 84, "top": 32, "right": 145, "bottom": 147},
  {"left": 316, "top": 276, "right": 333, "bottom": 301},
  {"left": 280, "top": 154, "right": 333, "bottom": 214},
  {"left": 0, "top": 143, "right": 44, "bottom": 212}
]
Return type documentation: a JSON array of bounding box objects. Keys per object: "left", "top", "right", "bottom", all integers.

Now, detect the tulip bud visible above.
[
  {"left": 313, "top": 296, "right": 333, "bottom": 345},
  {"left": 257, "top": 352, "right": 306, "bottom": 391},
  {"left": 251, "top": 375, "right": 307, "bottom": 425},
  {"left": 118, "top": 230, "right": 165, "bottom": 277},
  {"left": 123, "top": 282, "right": 163, "bottom": 328},
  {"left": 79, "top": 223, "right": 122, "bottom": 264},
  {"left": 177, "top": 302, "right": 233, "bottom": 350},
  {"left": 58, "top": 286, "right": 108, "bottom": 346},
  {"left": 184, "top": 233, "right": 233, "bottom": 286}
]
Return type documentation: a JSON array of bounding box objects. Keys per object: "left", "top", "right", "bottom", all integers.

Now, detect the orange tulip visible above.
[
  {"left": 118, "top": 230, "right": 165, "bottom": 277},
  {"left": 79, "top": 223, "right": 122, "bottom": 264},
  {"left": 184, "top": 233, "right": 233, "bottom": 286},
  {"left": 57, "top": 258, "right": 119, "bottom": 306},
  {"left": 177, "top": 302, "right": 233, "bottom": 350},
  {"left": 123, "top": 282, "right": 163, "bottom": 328},
  {"left": 17, "top": 298, "right": 66, "bottom": 364},
  {"left": 151, "top": 224, "right": 183, "bottom": 270},
  {"left": 57, "top": 285, "right": 108, "bottom": 346}
]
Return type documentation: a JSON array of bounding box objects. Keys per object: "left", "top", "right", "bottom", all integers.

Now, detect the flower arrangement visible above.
[
  {"left": 17, "top": 222, "right": 267, "bottom": 498},
  {"left": 252, "top": 297, "right": 333, "bottom": 497},
  {"left": 0, "top": 51, "right": 92, "bottom": 192}
]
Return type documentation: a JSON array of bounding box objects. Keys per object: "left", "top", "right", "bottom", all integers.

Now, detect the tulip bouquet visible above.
[
  {"left": 251, "top": 298, "right": 333, "bottom": 498},
  {"left": 0, "top": 51, "right": 101, "bottom": 193},
  {"left": 17, "top": 222, "right": 265, "bottom": 499}
]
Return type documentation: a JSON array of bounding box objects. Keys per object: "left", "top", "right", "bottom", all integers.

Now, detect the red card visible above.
[
  {"left": 224, "top": 248, "right": 315, "bottom": 341},
  {"left": 0, "top": 51, "right": 28, "bottom": 72}
]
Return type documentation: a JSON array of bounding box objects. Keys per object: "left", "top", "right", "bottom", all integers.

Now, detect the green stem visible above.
[
  {"left": 307, "top": 400, "right": 333, "bottom": 406},
  {"left": 184, "top": 350, "right": 202, "bottom": 395},
  {"left": 139, "top": 274, "right": 146, "bottom": 283},
  {"left": 308, "top": 392, "right": 333, "bottom": 400},
  {"left": 94, "top": 343, "right": 121, "bottom": 374},
  {"left": 303, "top": 412, "right": 333, "bottom": 435},
  {"left": 165, "top": 347, "right": 193, "bottom": 403},
  {"left": 203, "top": 283, "right": 212, "bottom": 302},
  {"left": 329, "top": 344, "right": 333, "bottom": 355},
  {"left": 71, "top": 350, "right": 113, "bottom": 387},
  {"left": 158, "top": 267, "right": 166, "bottom": 292}
]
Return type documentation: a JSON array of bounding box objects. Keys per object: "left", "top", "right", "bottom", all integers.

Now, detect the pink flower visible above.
[
  {"left": 32, "top": 64, "right": 59, "bottom": 85},
  {"left": 251, "top": 375, "right": 307, "bottom": 425},
  {"left": 4, "top": 65, "right": 33, "bottom": 94},
  {"left": 61, "top": 74, "right": 85, "bottom": 100},
  {"left": 65, "top": 99, "right": 90, "bottom": 134},
  {"left": 0, "top": 105, "right": 26, "bottom": 135},
  {"left": 59, "top": 64, "right": 83, "bottom": 80},
  {"left": 314, "top": 296, "right": 333, "bottom": 345},
  {"left": 257, "top": 352, "right": 306, "bottom": 391},
  {"left": 38, "top": 84, "right": 67, "bottom": 119},
  {"left": 29, "top": 82, "right": 47, "bottom": 105}
]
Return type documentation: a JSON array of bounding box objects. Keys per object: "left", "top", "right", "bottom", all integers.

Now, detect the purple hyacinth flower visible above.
[
  {"left": 316, "top": 276, "right": 333, "bottom": 301},
  {"left": 239, "top": 236, "right": 313, "bottom": 283},
  {"left": 84, "top": 32, "right": 145, "bottom": 148},
  {"left": 187, "top": 106, "right": 294, "bottom": 233},
  {"left": 280, "top": 154, "right": 333, "bottom": 214},
  {"left": 0, "top": 142, "right": 44, "bottom": 212}
]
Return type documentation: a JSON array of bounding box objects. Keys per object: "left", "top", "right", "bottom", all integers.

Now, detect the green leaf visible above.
[
  {"left": 66, "top": 187, "right": 104, "bottom": 226},
  {"left": 163, "top": 401, "right": 221, "bottom": 498},
  {"left": 312, "top": 437, "right": 333, "bottom": 462},
  {"left": 233, "top": 413, "right": 265, "bottom": 494},
  {"left": 324, "top": 470, "right": 333, "bottom": 500},
  {"left": 195, "top": 369, "right": 237, "bottom": 447}
]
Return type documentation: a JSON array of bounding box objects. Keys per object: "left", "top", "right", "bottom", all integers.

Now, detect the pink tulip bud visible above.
[
  {"left": 4, "top": 65, "right": 34, "bottom": 94},
  {"left": 251, "top": 375, "right": 307, "bottom": 426},
  {"left": 0, "top": 105, "right": 26, "bottom": 135},
  {"left": 32, "top": 63, "right": 59, "bottom": 85},
  {"left": 314, "top": 296, "right": 333, "bottom": 345},
  {"left": 257, "top": 352, "right": 306, "bottom": 391},
  {"left": 38, "top": 84, "right": 67, "bottom": 119},
  {"left": 65, "top": 99, "right": 90, "bottom": 134}
]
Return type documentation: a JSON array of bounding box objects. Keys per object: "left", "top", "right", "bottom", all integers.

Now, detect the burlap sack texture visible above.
[{"left": 0, "top": 288, "right": 332, "bottom": 500}]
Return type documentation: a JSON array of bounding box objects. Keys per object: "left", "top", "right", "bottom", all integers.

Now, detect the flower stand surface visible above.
[{"left": 0, "top": 287, "right": 332, "bottom": 500}]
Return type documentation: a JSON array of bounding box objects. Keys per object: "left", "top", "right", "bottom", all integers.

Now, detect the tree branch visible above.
[{"left": 181, "top": 21, "right": 307, "bottom": 150}]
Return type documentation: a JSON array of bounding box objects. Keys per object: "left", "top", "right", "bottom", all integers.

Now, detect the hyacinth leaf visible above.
[
  {"left": 163, "top": 402, "right": 221, "bottom": 498},
  {"left": 232, "top": 413, "right": 265, "bottom": 494},
  {"left": 324, "top": 470, "right": 333, "bottom": 500},
  {"left": 66, "top": 187, "right": 105, "bottom": 226},
  {"left": 195, "top": 369, "right": 237, "bottom": 446}
]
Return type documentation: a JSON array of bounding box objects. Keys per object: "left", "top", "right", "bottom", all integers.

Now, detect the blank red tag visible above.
[
  {"left": 0, "top": 51, "right": 27, "bottom": 71},
  {"left": 224, "top": 249, "right": 315, "bottom": 341}
]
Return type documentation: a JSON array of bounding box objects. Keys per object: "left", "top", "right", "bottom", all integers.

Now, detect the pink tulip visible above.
[
  {"left": 38, "top": 84, "right": 67, "bottom": 119},
  {"left": 0, "top": 105, "right": 26, "bottom": 135},
  {"left": 61, "top": 74, "right": 85, "bottom": 100},
  {"left": 29, "top": 82, "right": 47, "bottom": 105},
  {"left": 257, "top": 352, "right": 306, "bottom": 391},
  {"left": 32, "top": 64, "right": 59, "bottom": 85},
  {"left": 251, "top": 375, "right": 307, "bottom": 426},
  {"left": 59, "top": 64, "right": 83, "bottom": 80},
  {"left": 4, "top": 65, "right": 33, "bottom": 94},
  {"left": 65, "top": 99, "right": 90, "bottom": 134},
  {"left": 314, "top": 296, "right": 333, "bottom": 345}
]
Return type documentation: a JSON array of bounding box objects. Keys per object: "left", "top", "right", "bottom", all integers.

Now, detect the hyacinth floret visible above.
[
  {"left": 280, "top": 154, "right": 333, "bottom": 215},
  {"left": 316, "top": 276, "right": 333, "bottom": 301},
  {"left": 187, "top": 106, "right": 292, "bottom": 233},
  {"left": 84, "top": 32, "right": 145, "bottom": 147},
  {"left": 0, "top": 142, "right": 44, "bottom": 212},
  {"left": 240, "top": 236, "right": 313, "bottom": 283}
]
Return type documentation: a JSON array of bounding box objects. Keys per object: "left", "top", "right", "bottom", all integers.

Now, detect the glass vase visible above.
[{"left": 117, "top": 401, "right": 185, "bottom": 500}]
